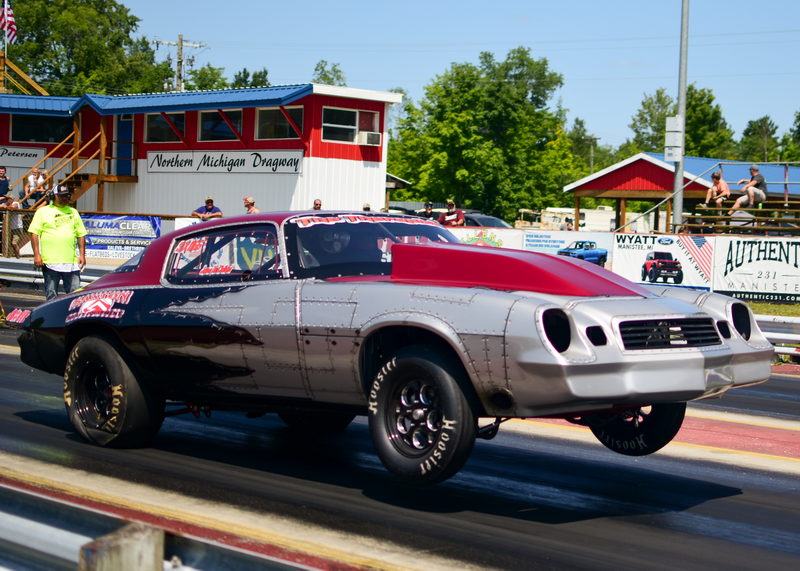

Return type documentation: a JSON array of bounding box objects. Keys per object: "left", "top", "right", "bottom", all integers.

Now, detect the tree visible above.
[
  {"left": 312, "top": 60, "right": 346, "bottom": 86},
  {"left": 388, "top": 47, "right": 565, "bottom": 221},
  {"left": 232, "top": 67, "right": 270, "bottom": 88},
  {"left": 684, "top": 85, "right": 736, "bottom": 158},
  {"left": 739, "top": 116, "right": 780, "bottom": 162},
  {"left": 8, "top": 0, "right": 170, "bottom": 95},
  {"left": 627, "top": 88, "right": 674, "bottom": 152},
  {"left": 625, "top": 84, "right": 737, "bottom": 159},
  {"left": 185, "top": 64, "right": 228, "bottom": 91}
]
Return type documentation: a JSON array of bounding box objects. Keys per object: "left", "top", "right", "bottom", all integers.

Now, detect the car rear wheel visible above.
[
  {"left": 641, "top": 266, "right": 647, "bottom": 280},
  {"left": 277, "top": 410, "right": 355, "bottom": 434},
  {"left": 588, "top": 402, "right": 686, "bottom": 456},
  {"left": 368, "top": 346, "right": 477, "bottom": 485},
  {"left": 64, "top": 336, "right": 164, "bottom": 448}
]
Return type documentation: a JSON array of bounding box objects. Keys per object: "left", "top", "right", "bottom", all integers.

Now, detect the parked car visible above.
[
  {"left": 13, "top": 212, "right": 772, "bottom": 485},
  {"left": 642, "top": 251, "right": 683, "bottom": 284},
  {"left": 557, "top": 240, "right": 608, "bottom": 266},
  {"left": 463, "top": 213, "right": 512, "bottom": 228}
]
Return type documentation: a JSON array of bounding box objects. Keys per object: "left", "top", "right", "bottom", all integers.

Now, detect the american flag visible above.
[
  {"left": 1, "top": 0, "right": 17, "bottom": 45},
  {"left": 680, "top": 235, "right": 713, "bottom": 280}
]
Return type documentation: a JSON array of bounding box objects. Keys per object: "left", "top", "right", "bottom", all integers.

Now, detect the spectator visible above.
[
  {"left": 420, "top": 202, "right": 437, "bottom": 219},
  {"left": 362, "top": 203, "right": 371, "bottom": 211},
  {"left": 728, "top": 165, "right": 767, "bottom": 215},
  {"left": 0, "top": 166, "right": 10, "bottom": 197},
  {"left": 23, "top": 166, "right": 47, "bottom": 207},
  {"left": 243, "top": 196, "right": 260, "bottom": 214},
  {"left": 437, "top": 200, "right": 465, "bottom": 226},
  {"left": 28, "top": 185, "right": 87, "bottom": 300},
  {"left": 1, "top": 193, "right": 24, "bottom": 258},
  {"left": 702, "top": 171, "right": 730, "bottom": 209},
  {"left": 192, "top": 196, "right": 223, "bottom": 221},
  {"left": 312, "top": 198, "right": 322, "bottom": 210}
]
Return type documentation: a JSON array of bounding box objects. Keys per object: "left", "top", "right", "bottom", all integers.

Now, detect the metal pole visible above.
[{"left": 672, "top": 0, "right": 689, "bottom": 231}]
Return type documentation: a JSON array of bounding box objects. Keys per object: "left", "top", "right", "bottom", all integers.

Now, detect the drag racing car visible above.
[{"left": 15, "top": 211, "right": 773, "bottom": 484}]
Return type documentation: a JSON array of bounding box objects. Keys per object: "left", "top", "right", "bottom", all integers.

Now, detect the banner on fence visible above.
[
  {"left": 612, "top": 233, "right": 712, "bottom": 289},
  {"left": 712, "top": 236, "right": 800, "bottom": 302},
  {"left": 82, "top": 214, "right": 161, "bottom": 259}
]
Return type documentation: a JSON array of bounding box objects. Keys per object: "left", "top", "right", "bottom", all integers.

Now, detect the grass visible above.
[{"left": 748, "top": 302, "right": 800, "bottom": 317}]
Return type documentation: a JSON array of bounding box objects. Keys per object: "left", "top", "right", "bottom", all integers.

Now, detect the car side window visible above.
[{"left": 165, "top": 225, "right": 280, "bottom": 285}]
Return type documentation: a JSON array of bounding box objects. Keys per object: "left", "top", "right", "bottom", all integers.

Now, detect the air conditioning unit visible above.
[{"left": 357, "top": 131, "right": 382, "bottom": 146}]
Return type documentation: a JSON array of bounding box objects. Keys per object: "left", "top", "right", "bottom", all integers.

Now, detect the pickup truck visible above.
[{"left": 557, "top": 241, "right": 608, "bottom": 266}]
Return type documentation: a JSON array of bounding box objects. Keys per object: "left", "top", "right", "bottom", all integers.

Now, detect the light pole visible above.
[{"left": 672, "top": 0, "right": 690, "bottom": 230}]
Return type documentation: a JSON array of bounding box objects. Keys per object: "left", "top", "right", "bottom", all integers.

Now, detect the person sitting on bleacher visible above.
[
  {"left": 728, "top": 164, "right": 767, "bottom": 215},
  {"left": 702, "top": 171, "right": 730, "bottom": 209}
]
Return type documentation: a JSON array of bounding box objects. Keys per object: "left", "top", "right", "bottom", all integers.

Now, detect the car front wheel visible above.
[
  {"left": 368, "top": 346, "right": 477, "bottom": 485},
  {"left": 648, "top": 267, "right": 659, "bottom": 282},
  {"left": 64, "top": 336, "right": 164, "bottom": 448},
  {"left": 588, "top": 402, "right": 686, "bottom": 456}
]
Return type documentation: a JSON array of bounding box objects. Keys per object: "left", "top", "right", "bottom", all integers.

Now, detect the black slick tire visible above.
[
  {"left": 589, "top": 402, "right": 686, "bottom": 456},
  {"left": 367, "top": 346, "right": 477, "bottom": 485},
  {"left": 64, "top": 336, "right": 164, "bottom": 448}
]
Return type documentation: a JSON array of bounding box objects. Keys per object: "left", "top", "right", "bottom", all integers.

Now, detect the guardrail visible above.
[
  {"left": 0, "top": 258, "right": 109, "bottom": 290},
  {"left": 0, "top": 481, "right": 291, "bottom": 569},
  {"left": 755, "top": 314, "right": 800, "bottom": 358}
]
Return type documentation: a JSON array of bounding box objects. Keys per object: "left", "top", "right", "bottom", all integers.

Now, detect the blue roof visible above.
[
  {"left": 72, "top": 84, "right": 314, "bottom": 115},
  {"left": 646, "top": 152, "right": 800, "bottom": 197},
  {"left": 0, "top": 93, "right": 78, "bottom": 116}
]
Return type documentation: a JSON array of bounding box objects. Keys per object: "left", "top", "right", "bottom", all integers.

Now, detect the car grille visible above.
[{"left": 618, "top": 318, "right": 721, "bottom": 350}]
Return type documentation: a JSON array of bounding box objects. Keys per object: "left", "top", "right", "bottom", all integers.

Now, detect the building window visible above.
[
  {"left": 199, "top": 109, "right": 242, "bottom": 141},
  {"left": 11, "top": 115, "right": 72, "bottom": 143},
  {"left": 145, "top": 112, "right": 185, "bottom": 142},
  {"left": 322, "top": 108, "right": 379, "bottom": 143},
  {"left": 256, "top": 107, "right": 303, "bottom": 139}
]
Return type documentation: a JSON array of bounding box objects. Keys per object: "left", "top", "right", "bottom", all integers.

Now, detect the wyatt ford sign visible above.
[{"left": 147, "top": 150, "right": 304, "bottom": 174}]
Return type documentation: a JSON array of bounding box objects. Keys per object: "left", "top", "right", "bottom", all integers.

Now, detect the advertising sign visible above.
[
  {"left": 612, "top": 233, "right": 713, "bottom": 289},
  {"left": 83, "top": 214, "right": 161, "bottom": 259},
  {"left": 0, "top": 146, "right": 45, "bottom": 167},
  {"left": 147, "top": 150, "right": 304, "bottom": 174},
  {"left": 522, "top": 230, "right": 614, "bottom": 268},
  {"left": 712, "top": 236, "right": 800, "bottom": 302},
  {"left": 450, "top": 227, "right": 524, "bottom": 250}
]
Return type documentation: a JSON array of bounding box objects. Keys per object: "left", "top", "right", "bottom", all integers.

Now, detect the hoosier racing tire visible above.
[
  {"left": 64, "top": 336, "right": 164, "bottom": 448},
  {"left": 367, "top": 346, "right": 477, "bottom": 485},
  {"left": 589, "top": 402, "right": 686, "bottom": 456}
]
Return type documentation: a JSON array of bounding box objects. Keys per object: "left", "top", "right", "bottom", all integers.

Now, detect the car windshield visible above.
[
  {"left": 285, "top": 213, "right": 459, "bottom": 279},
  {"left": 565, "top": 241, "right": 585, "bottom": 249},
  {"left": 467, "top": 215, "right": 512, "bottom": 228}
]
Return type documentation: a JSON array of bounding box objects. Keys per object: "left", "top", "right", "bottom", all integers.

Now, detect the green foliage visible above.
[
  {"left": 625, "top": 84, "right": 736, "bottom": 159},
  {"left": 185, "top": 64, "right": 228, "bottom": 91},
  {"left": 739, "top": 116, "right": 780, "bottom": 162},
  {"left": 684, "top": 85, "right": 736, "bottom": 158},
  {"left": 312, "top": 60, "right": 346, "bottom": 86},
  {"left": 388, "top": 47, "right": 566, "bottom": 221},
  {"left": 9, "top": 0, "right": 171, "bottom": 95},
  {"left": 232, "top": 67, "right": 270, "bottom": 88}
]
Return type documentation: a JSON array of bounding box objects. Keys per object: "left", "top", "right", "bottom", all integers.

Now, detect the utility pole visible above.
[
  {"left": 671, "top": 0, "right": 689, "bottom": 231},
  {"left": 152, "top": 34, "right": 205, "bottom": 92}
]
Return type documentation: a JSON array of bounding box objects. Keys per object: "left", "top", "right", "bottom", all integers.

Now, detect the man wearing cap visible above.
[
  {"left": 192, "top": 196, "right": 223, "bottom": 221},
  {"left": 243, "top": 196, "right": 260, "bottom": 214},
  {"left": 28, "top": 185, "right": 87, "bottom": 299},
  {"left": 437, "top": 200, "right": 465, "bottom": 226},
  {"left": 420, "top": 202, "right": 437, "bottom": 219},
  {"left": 729, "top": 165, "right": 768, "bottom": 215}
]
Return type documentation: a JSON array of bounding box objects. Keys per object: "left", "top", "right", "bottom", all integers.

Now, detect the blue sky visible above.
[{"left": 124, "top": 0, "right": 800, "bottom": 149}]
